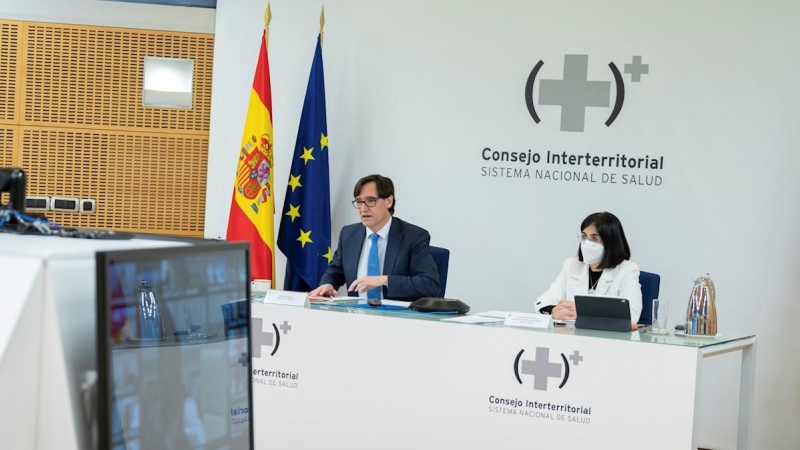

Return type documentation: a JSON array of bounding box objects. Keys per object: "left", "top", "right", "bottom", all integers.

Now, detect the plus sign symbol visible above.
[
  {"left": 252, "top": 317, "right": 287, "bottom": 358},
  {"left": 514, "top": 347, "right": 582, "bottom": 391},
  {"left": 525, "top": 54, "right": 648, "bottom": 132}
]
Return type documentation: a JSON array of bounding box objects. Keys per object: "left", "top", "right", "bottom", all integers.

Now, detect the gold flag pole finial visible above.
[
  {"left": 264, "top": 3, "right": 272, "bottom": 47},
  {"left": 319, "top": 6, "right": 325, "bottom": 47}
]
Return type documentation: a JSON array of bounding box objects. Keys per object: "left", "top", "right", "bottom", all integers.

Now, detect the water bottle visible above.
[{"left": 138, "top": 280, "right": 165, "bottom": 339}]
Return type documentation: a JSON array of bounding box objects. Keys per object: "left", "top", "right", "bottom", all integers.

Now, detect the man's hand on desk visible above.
[
  {"left": 309, "top": 284, "right": 337, "bottom": 297},
  {"left": 348, "top": 275, "right": 388, "bottom": 295},
  {"left": 552, "top": 299, "right": 577, "bottom": 321}
]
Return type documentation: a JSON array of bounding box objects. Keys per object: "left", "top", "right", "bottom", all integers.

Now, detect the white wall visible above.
[
  {"left": 209, "top": 1, "right": 800, "bottom": 448},
  {"left": 0, "top": 0, "right": 214, "bottom": 33}
]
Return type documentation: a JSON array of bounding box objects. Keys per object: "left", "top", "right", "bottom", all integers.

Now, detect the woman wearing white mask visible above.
[{"left": 535, "top": 212, "right": 642, "bottom": 324}]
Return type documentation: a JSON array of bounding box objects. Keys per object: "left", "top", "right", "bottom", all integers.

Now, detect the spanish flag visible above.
[{"left": 226, "top": 6, "right": 275, "bottom": 282}]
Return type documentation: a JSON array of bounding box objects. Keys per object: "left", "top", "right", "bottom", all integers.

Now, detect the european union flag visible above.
[{"left": 277, "top": 35, "right": 332, "bottom": 291}]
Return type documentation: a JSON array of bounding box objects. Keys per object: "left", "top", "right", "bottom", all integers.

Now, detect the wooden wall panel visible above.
[
  {"left": 0, "top": 126, "right": 14, "bottom": 166},
  {"left": 0, "top": 21, "right": 214, "bottom": 236},
  {"left": 20, "top": 127, "right": 207, "bottom": 236},
  {"left": 0, "top": 126, "right": 16, "bottom": 205},
  {"left": 21, "top": 23, "right": 214, "bottom": 134},
  {"left": 0, "top": 20, "right": 20, "bottom": 125}
]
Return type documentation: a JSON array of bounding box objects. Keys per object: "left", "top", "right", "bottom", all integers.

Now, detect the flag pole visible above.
[
  {"left": 264, "top": 3, "right": 272, "bottom": 46},
  {"left": 319, "top": 6, "right": 325, "bottom": 47},
  {"left": 227, "top": 0, "right": 276, "bottom": 282}
]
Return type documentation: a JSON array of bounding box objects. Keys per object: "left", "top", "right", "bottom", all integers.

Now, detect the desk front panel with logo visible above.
[{"left": 250, "top": 303, "right": 755, "bottom": 450}]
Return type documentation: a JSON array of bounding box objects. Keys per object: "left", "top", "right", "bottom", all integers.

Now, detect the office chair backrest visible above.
[
  {"left": 638, "top": 271, "right": 661, "bottom": 325},
  {"left": 429, "top": 246, "right": 449, "bottom": 298}
]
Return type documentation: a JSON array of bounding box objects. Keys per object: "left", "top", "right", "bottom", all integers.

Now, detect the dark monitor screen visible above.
[{"left": 96, "top": 242, "right": 253, "bottom": 450}]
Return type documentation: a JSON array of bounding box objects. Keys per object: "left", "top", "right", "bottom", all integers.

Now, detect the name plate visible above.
[
  {"left": 504, "top": 312, "right": 553, "bottom": 330},
  {"left": 265, "top": 290, "right": 308, "bottom": 307}
]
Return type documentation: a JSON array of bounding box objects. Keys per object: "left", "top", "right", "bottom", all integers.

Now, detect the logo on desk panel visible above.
[
  {"left": 486, "top": 347, "right": 592, "bottom": 424},
  {"left": 250, "top": 316, "right": 299, "bottom": 389},
  {"left": 513, "top": 347, "right": 584, "bottom": 391},
  {"left": 525, "top": 54, "right": 649, "bottom": 132},
  {"left": 251, "top": 318, "right": 293, "bottom": 358}
]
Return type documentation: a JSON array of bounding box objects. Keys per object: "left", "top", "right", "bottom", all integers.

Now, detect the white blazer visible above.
[{"left": 535, "top": 257, "right": 642, "bottom": 324}]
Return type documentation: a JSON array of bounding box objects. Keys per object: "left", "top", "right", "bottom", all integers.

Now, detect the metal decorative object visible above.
[
  {"left": 138, "top": 280, "right": 165, "bottom": 339},
  {"left": 685, "top": 275, "right": 717, "bottom": 335}
]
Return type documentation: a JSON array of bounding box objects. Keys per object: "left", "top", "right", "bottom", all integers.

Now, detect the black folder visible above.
[{"left": 574, "top": 295, "right": 632, "bottom": 332}]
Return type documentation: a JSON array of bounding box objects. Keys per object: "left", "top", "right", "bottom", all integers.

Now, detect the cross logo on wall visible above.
[{"left": 525, "top": 54, "right": 649, "bottom": 132}]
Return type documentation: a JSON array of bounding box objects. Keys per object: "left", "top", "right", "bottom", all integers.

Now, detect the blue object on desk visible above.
[
  {"left": 221, "top": 299, "right": 249, "bottom": 337},
  {"left": 360, "top": 304, "right": 406, "bottom": 311},
  {"left": 325, "top": 303, "right": 458, "bottom": 315}
]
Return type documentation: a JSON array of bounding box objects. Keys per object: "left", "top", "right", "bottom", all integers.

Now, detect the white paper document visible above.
[
  {"left": 476, "top": 311, "right": 510, "bottom": 319},
  {"left": 309, "top": 296, "right": 360, "bottom": 304},
  {"left": 503, "top": 312, "right": 553, "bottom": 330},
  {"left": 441, "top": 315, "right": 505, "bottom": 324}
]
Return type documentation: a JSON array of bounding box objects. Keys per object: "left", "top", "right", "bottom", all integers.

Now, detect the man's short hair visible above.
[{"left": 353, "top": 174, "right": 395, "bottom": 214}]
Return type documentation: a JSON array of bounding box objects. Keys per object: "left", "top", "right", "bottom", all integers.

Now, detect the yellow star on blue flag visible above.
[{"left": 277, "top": 34, "right": 331, "bottom": 291}]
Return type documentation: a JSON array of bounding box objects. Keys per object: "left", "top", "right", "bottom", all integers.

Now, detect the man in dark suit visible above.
[{"left": 309, "top": 174, "right": 440, "bottom": 301}]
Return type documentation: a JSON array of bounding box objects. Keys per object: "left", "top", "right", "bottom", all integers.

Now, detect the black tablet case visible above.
[{"left": 574, "top": 295, "right": 631, "bottom": 332}]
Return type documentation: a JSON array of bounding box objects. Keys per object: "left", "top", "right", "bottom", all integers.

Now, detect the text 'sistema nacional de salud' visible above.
[{"left": 480, "top": 148, "right": 665, "bottom": 186}]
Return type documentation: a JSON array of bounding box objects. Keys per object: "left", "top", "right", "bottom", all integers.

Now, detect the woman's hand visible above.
[{"left": 552, "top": 299, "right": 577, "bottom": 320}]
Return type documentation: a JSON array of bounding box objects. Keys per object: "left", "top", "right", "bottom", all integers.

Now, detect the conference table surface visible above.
[
  {"left": 251, "top": 299, "right": 757, "bottom": 450},
  {"left": 304, "top": 300, "right": 754, "bottom": 348}
]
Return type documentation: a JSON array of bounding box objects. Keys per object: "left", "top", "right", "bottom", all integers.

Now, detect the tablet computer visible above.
[{"left": 574, "top": 295, "right": 632, "bottom": 332}]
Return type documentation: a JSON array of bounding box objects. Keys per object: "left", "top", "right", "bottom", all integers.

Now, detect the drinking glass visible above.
[
  {"left": 651, "top": 299, "right": 669, "bottom": 334},
  {"left": 183, "top": 305, "right": 207, "bottom": 338}
]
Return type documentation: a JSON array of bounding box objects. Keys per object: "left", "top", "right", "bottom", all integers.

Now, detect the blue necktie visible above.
[{"left": 367, "top": 233, "right": 381, "bottom": 299}]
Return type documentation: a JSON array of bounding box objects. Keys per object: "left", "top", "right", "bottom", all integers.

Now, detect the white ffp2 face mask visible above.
[{"left": 581, "top": 240, "right": 604, "bottom": 265}]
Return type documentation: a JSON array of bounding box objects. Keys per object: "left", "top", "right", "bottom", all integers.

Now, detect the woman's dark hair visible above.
[
  {"left": 577, "top": 212, "right": 631, "bottom": 269},
  {"left": 353, "top": 174, "right": 395, "bottom": 214}
]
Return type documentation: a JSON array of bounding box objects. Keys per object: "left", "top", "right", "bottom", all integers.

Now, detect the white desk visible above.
[{"left": 251, "top": 303, "right": 755, "bottom": 450}]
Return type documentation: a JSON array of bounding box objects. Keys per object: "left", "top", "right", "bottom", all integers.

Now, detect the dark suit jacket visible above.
[{"left": 319, "top": 217, "right": 440, "bottom": 301}]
